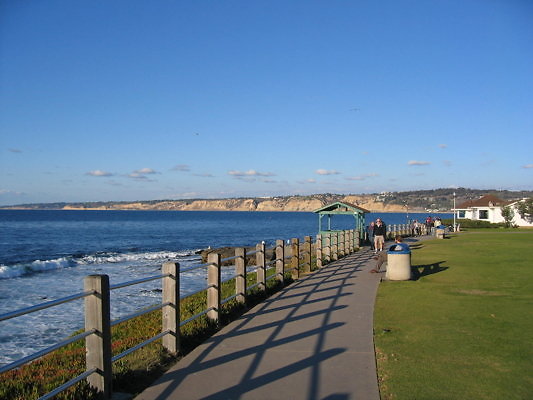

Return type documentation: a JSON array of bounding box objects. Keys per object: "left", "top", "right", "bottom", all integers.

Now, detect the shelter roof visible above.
[
  {"left": 456, "top": 195, "right": 511, "bottom": 209},
  {"left": 313, "top": 201, "right": 370, "bottom": 214}
]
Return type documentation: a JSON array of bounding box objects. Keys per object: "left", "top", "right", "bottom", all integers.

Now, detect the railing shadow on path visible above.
[{"left": 136, "top": 250, "right": 377, "bottom": 400}]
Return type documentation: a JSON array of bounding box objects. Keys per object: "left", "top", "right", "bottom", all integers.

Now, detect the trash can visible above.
[
  {"left": 436, "top": 225, "right": 446, "bottom": 239},
  {"left": 386, "top": 244, "right": 411, "bottom": 280}
]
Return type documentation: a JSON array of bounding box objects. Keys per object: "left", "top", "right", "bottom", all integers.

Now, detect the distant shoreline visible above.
[{"left": 0, "top": 207, "right": 443, "bottom": 213}]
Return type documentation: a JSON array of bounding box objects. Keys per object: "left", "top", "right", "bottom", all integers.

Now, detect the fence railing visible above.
[{"left": 0, "top": 230, "right": 359, "bottom": 400}]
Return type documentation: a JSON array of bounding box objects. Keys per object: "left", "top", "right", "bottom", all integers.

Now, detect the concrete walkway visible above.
[{"left": 135, "top": 248, "right": 381, "bottom": 400}]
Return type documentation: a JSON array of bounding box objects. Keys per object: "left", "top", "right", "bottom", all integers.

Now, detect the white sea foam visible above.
[
  {"left": 0, "top": 250, "right": 202, "bottom": 280},
  {"left": 79, "top": 250, "right": 197, "bottom": 265},
  {"left": 0, "top": 257, "right": 75, "bottom": 279}
]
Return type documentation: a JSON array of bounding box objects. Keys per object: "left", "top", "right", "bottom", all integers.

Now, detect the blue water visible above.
[{"left": 0, "top": 210, "right": 450, "bottom": 365}]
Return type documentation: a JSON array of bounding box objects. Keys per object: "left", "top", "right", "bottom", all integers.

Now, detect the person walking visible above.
[
  {"left": 425, "top": 216, "right": 433, "bottom": 235},
  {"left": 367, "top": 221, "right": 375, "bottom": 251},
  {"left": 373, "top": 218, "right": 386, "bottom": 253}
]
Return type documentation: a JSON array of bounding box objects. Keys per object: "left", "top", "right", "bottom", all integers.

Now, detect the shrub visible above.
[{"left": 441, "top": 218, "right": 510, "bottom": 229}]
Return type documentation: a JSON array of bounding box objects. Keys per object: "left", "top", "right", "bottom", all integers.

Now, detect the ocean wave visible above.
[
  {"left": 0, "top": 257, "right": 76, "bottom": 279},
  {"left": 0, "top": 250, "right": 202, "bottom": 280}
]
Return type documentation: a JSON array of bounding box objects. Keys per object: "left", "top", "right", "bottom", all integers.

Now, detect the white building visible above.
[{"left": 455, "top": 195, "right": 532, "bottom": 227}]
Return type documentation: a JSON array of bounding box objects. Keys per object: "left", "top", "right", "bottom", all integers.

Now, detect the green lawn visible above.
[{"left": 374, "top": 231, "right": 533, "bottom": 400}]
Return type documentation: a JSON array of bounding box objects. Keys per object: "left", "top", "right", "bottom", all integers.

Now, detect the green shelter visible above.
[{"left": 313, "top": 201, "right": 369, "bottom": 238}]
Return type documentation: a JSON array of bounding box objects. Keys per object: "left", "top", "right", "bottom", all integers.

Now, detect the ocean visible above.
[{"left": 0, "top": 209, "right": 451, "bottom": 365}]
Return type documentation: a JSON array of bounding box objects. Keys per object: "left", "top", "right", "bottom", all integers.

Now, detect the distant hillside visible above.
[{"left": 2, "top": 188, "right": 531, "bottom": 213}]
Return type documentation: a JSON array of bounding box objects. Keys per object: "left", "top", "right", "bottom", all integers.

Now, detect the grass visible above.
[
  {"left": 0, "top": 261, "right": 306, "bottom": 399},
  {"left": 374, "top": 230, "right": 533, "bottom": 399}
]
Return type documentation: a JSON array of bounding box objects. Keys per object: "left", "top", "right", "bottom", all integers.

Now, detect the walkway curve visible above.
[{"left": 135, "top": 248, "right": 381, "bottom": 400}]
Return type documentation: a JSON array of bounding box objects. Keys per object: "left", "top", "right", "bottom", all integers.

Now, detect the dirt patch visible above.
[{"left": 456, "top": 289, "right": 506, "bottom": 296}]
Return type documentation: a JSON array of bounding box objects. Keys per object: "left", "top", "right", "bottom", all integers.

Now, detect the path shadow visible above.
[{"left": 411, "top": 261, "right": 448, "bottom": 280}]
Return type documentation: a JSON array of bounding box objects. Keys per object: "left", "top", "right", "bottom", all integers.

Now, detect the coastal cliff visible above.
[
  {"left": 8, "top": 188, "right": 525, "bottom": 212},
  {"left": 60, "top": 194, "right": 418, "bottom": 212}
]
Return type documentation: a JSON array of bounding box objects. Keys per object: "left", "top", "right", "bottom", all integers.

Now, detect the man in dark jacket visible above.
[{"left": 373, "top": 218, "right": 387, "bottom": 253}]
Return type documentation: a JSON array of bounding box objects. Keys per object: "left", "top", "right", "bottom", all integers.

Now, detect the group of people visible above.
[
  {"left": 424, "top": 215, "right": 443, "bottom": 234},
  {"left": 370, "top": 216, "right": 443, "bottom": 238},
  {"left": 366, "top": 218, "right": 387, "bottom": 254}
]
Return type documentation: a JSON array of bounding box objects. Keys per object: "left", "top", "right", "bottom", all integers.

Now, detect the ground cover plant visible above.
[
  {"left": 374, "top": 230, "right": 533, "bottom": 399},
  {"left": 0, "top": 256, "right": 311, "bottom": 399}
]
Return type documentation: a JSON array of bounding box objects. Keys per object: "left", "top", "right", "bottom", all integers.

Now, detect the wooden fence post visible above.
[
  {"left": 337, "top": 231, "right": 345, "bottom": 258},
  {"left": 332, "top": 232, "right": 338, "bottom": 261},
  {"left": 291, "top": 238, "right": 299, "bottom": 279},
  {"left": 303, "top": 236, "right": 311, "bottom": 273},
  {"left": 344, "top": 230, "right": 350, "bottom": 254},
  {"left": 275, "top": 239, "right": 285, "bottom": 283},
  {"left": 324, "top": 233, "right": 331, "bottom": 264},
  {"left": 235, "top": 247, "right": 247, "bottom": 303},
  {"left": 256, "top": 242, "right": 266, "bottom": 291},
  {"left": 207, "top": 253, "right": 221, "bottom": 323},
  {"left": 316, "top": 234, "right": 322, "bottom": 269},
  {"left": 84, "top": 275, "right": 112, "bottom": 399},
  {"left": 162, "top": 262, "right": 180, "bottom": 355}
]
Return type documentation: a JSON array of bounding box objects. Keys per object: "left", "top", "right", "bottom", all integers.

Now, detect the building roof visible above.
[
  {"left": 313, "top": 201, "right": 370, "bottom": 214},
  {"left": 456, "top": 195, "right": 510, "bottom": 209}
]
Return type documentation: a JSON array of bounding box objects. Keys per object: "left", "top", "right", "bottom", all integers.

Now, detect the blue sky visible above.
[{"left": 1, "top": 0, "right": 532, "bottom": 206}]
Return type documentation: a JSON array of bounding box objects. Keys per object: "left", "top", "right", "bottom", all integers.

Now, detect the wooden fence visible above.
[{"left": 1, "top": 230, "right": 358, "bottom": 399}]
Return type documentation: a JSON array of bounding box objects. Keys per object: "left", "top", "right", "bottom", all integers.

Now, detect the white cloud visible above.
[
  {"left": 8, "top": 148, "right": 22, "bottom": 153},
  {"left": 228, "top": 169, "right": 275, "bottom": 177},
  {"left": 443, "top": 160, "right": 452, "bottom": 167},
  {"left": 345, "top": 173, "right": 379, "bottom": 181},
  {"left": 407, "top": 160, "right": 430, "bottom": 166},
  {"left": 438, "top": 144, "right": 448, "bottom": 149},
  {"left": 86, "top": 170, "right": 113, "bottom": 177},
  {"left": 522, "top": 164, "right": 533, "bottom": 169},
  {"left": 128, "top": 174, "right": 155, "bottom": 183},
  {"left": 193, "top": 173, "right": 214, "bottom": 177},
  {"left": 127, "top": 167, "right": 159, "bottom": 181},
  {"left": 316, "top": 169, "right": 340, "bottom": 175},
  {"left": 134, "top": 168, "right": 158, "bottom": 175},
  {"left": 172, "top": 164, "right": 190, "bottom": 172}
]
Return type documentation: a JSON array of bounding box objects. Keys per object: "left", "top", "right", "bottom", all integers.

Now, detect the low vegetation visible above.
[{"left": 374, "top": 230, "right": 533, "bottom": 399}]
